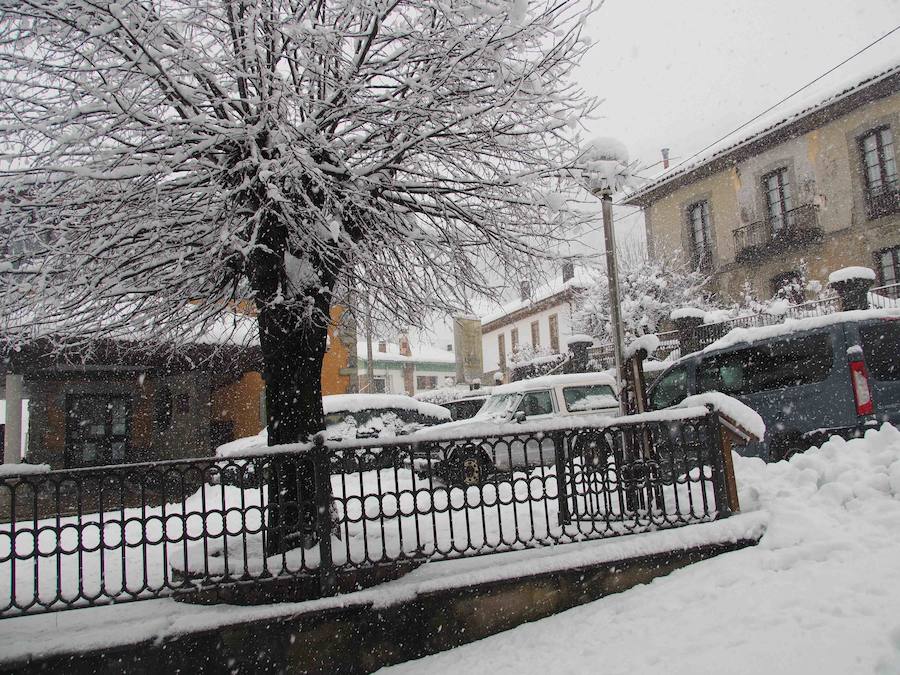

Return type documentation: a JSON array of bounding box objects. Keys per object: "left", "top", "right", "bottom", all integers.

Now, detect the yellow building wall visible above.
[{"left": 645, "top": 89, "right": 900, "bottom": 302}]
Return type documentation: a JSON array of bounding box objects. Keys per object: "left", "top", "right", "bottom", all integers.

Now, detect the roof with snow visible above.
[
  {"left": 357, "top": 340, "right": 455, "bottom": 365},
  {"left": 480, "top": 269, "right": 592, "bottom": 328},
  {"left": 624, "top": 62, "right": 900, "bottom": 206}
]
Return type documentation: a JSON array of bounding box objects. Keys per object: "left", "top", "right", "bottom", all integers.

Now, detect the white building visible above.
[
  {"left": 480, "top": 265, "right": 590, "bottom": 378},
  {"left": 357, "top": 336, "right": 457, "bottom": 395}
]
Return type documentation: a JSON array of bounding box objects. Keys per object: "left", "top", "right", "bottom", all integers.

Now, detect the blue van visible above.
[{"left": 647, "top": 309, "right": 900, "bottom": 461}]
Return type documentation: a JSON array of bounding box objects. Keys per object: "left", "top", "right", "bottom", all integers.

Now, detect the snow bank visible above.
[
  {"left": 624, "top": 334, "right": 660, "bottom": 360},
  {"left": 828, "top": 266, "right": 876, "bottom": 284},
  {"left": 387, "top": 424, "right": 900, "bottom": 675},
  {"left": 677, "top": 392, "right": 765, "bottom": 440}
]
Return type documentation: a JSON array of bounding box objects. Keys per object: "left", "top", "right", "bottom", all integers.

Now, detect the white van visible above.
[{"left": 418, "top": 373, "right": 619, "bottom": 483}]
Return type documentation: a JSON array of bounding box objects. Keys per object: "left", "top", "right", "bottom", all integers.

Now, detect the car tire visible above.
[{"left": 448, "top": 444, "right": 494, "bottom": 487}]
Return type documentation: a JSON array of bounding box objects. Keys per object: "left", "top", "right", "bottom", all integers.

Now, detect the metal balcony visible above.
[
  {"left": 865, "top": 183, "right": 900, "bottom": 220},
  {"left": 733, "top": 203, "right": 822, "bottom": 263}
]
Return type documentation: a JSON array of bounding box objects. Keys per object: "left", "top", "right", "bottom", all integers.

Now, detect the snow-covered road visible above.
[{"left": 383, "top": 424, "right": 900, "bottom": 675}]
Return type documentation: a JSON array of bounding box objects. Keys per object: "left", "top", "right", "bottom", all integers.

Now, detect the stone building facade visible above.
[{"left": 625, "top": 66, "right": 900, "bottom": 302}]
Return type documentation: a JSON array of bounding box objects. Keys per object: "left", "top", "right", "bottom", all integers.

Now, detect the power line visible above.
[{"left": 617, "top": 23, "right": 900, "bottom": 204}]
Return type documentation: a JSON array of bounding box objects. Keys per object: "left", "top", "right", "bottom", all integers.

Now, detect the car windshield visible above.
[{"left": 478, "top": 393, "right": 521, "bottom": 416}]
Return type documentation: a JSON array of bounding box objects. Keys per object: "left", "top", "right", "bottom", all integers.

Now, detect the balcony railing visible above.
[
  {"left": 733, "top": 203, "right": 822, "bottom": 262},
  {"left": 865, "top": 183, "right": 900, "bottom": 220}
]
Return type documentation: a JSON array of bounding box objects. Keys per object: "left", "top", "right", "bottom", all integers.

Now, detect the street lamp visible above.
[{"left": 582, "top": 137, "right": 631, "bottom": 416}]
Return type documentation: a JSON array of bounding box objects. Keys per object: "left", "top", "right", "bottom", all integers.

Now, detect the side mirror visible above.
[{"left": 514, "top": 410, "right": 526, "bottom": 423}]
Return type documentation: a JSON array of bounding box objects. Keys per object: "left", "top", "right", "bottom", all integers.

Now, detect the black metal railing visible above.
[
  {"left": 865, "top": 183, "right": 900, "bottom": 220},
  {"left": 871, "top": 282, "right": 900, "bottom": 304},
  {"left": 0, "top": 409, "right": 734, "bottom": 618},
  {"left": 733, "top": 203, "right": 821, "bottom": 262}
]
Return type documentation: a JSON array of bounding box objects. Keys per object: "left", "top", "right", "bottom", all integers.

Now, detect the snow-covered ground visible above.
[{"left": 383, "top": 423, "right": 900, "bottom": 675}]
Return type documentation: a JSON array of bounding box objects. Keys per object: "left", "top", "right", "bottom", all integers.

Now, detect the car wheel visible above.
[{"left": 451, "top": 444, "right": 494, "bottom": 487}]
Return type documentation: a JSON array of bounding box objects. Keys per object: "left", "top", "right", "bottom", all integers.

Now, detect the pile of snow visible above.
[
  {"left": 322, "top": 394, "right": 449, "bottom": 420},
  {"left": 828, "top": 266, "right": 876, "bottom": 284},
  {"left": 388, "top": 424, "right": 900, "bottom": 674},
  {"left": 624, "top": 334, "right": 660, "bottom": 360},
  {"left": 676, "top": 392, "right": 765, "bottom": 440},
  {"left": 670, "top": 306, "right": 706, "bottom": 321},
  {"left": 580, "top": 136, "right": 632, "bottom": 194},
  {"left": 565, "top": 333, "right": 594, "bottom": 346},
  {"left": 0, "top": 463, "right": 50, "bottom": 478}
]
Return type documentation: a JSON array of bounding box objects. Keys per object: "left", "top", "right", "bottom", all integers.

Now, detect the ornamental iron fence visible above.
[{"left": 0, "top": 408, "right": 735, "bottom": 618}]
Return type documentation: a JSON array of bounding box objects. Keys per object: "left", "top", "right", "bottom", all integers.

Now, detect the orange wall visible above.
[
  {"left": 211, "top": 371, "right": 265, "bottom": 438},
  {"left": 322, "top": 305, "right": 354, "bottom": 396},
  {"left": 212, "top": 306, "right": 355, "bottom": 434}
]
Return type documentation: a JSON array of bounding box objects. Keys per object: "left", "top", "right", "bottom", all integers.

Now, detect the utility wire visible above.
[{"left": 616, "top": 23, "right": 900, "bottom": 205}]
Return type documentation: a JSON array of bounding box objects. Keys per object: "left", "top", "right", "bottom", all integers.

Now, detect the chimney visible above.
[
  {"left": 520, "top": 279, "right": 531, "bottom": 301},
  {"left": 398, "top": 333, "right": 412, "bottom": 357},
  {"left": 562, "top": 261, "right": 575, "bottom": 283},
  {"left": 661, "top": 148, "right": 670, "bottom": 169},
  {"left": 378, "top": 340, "right": 387, "bottom": 353}
]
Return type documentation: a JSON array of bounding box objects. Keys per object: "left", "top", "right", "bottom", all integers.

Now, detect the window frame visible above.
[
  {"left": 497, "top": 333, "right": 506, "bottom": 369},
  {"left": 761, "top": 167, "right": 794, "bottom": 233},
  {"left": 686, "top": 200, "right": 712, "bottom": 267},
  {"left": 859, "top": 126, "right": 898, "bottom": 219},
  {"left": 530, "top": 320, "right": 540, "bottom": 348},
  {"left": 875, "top": 245, "right": 900, "bottom": 292},
  {"left": 548, "top": 314, "right": 560, "bottom": 353}
]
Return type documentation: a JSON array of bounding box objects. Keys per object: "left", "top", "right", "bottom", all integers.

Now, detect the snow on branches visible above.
[
  {"left": 0, "top": 0, "right": 600, "bottom": 349},
  {"left": 572, "top": 254, "right": 715, "bottom": 344}
]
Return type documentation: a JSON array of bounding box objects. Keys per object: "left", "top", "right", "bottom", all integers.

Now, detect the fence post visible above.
[
  {"left": 670, "top": 308, "right": 705, "bottom": 355},
  {"left": 705, "top": 409, "right": 738, "bottom": 517},
  {"left": 313, "top": 435, "right": 337, "bottom": 597},
  {"left": 552, "top": 431, "right": 571, "bottom": 526},
  {"left": 828, "top": 267, "right": 875, "bottom": 311}
]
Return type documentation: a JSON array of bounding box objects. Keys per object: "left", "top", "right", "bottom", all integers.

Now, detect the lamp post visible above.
[
  {"left": 595, "top": 187, "right": 627, "bottom": 416},
  {"left": 583, "top": 137, "right": 630, "bottom": 416}
]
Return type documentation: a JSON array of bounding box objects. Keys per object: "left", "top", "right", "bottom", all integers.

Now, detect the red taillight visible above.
[{"left": 849, "top": 360, "right": 874, "bottom": 416}]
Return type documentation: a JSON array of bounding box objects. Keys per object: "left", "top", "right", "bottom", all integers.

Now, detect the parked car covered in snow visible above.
[
  {"left": 415, "top": 373, "right": 619, "bottom": 484},
  {"left": 441, "top": 393, "right": 490, "bottom": 420},
  {"left": 647, "top": 308, "right": 900, "bottom": 461},
  {"left": 215, "top": 394, "right": 451, "bottom": 479}
]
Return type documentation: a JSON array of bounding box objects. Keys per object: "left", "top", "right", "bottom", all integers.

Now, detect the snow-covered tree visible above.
[
  {"left": 572, "top": 253, "right": 714, "bottom": 345},
  {"left": 0, "top": 0, "right": 597, "bottom": 549}
]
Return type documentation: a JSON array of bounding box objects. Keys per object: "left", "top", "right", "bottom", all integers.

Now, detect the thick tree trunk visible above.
[{"left": 259, "top": 302, "right": 332, "bottom": 555}]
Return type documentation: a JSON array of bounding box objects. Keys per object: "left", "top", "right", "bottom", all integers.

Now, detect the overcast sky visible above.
[
  {"left": 578, "top": 0, "right": 900, "bottom": 176},
  {"left": 422, "top": 0, "right": 900, "bottom": 347}
]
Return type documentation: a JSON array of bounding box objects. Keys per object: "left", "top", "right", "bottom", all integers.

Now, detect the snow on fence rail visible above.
[{"left": 0, "top": 409, "right": 736, "bottom": 618}]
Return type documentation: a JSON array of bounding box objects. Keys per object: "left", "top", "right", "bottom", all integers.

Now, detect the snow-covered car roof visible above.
[
  {"left": 701, "top": 308, "right": 900, "bottom": 354},
  {"left": 491, "top": 372, "right": 616, "bottom": 395},
  {"left": 323, "top": 394, "right": 450, "bottom": 420}
]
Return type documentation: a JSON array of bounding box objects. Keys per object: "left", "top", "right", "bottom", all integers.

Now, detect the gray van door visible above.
[
  {"left": 856, "top": 318, "right": 900, "bottom": 425},
  {"left": 695, "top": 325, "right": 855, "bottom": 460}
]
